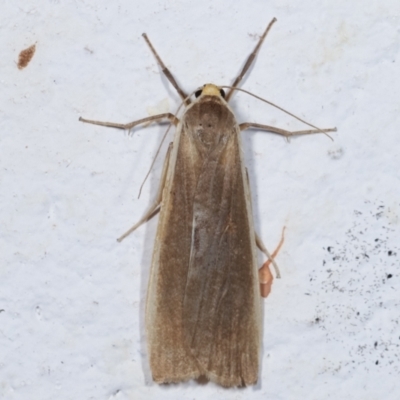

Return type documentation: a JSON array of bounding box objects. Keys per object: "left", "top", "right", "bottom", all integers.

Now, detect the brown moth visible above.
[{"left": 80, "top": 18, "right": 335, "bottom": 387}]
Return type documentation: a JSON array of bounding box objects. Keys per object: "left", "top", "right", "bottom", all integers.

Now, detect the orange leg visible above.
[{"left": 259, "top": 227, "right": 285, "bottom": 298}]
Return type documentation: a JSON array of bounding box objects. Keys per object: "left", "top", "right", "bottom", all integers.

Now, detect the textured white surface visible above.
[{"left": 1, "top": 1, "right": 399, "bottom": 399}]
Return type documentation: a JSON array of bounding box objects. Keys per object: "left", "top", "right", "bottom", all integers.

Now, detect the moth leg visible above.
[
  {"left": 255, "top": 233, "right": 281, "bottom": 279},
  {"left": 142, "top": 34, "right": 190, "bottom": 106},
  {"left": 226, "top": 18, "right": 277, "bottom": 102},
  {"left": 257, "top": 227, "right": 286, "bottom": 298},
  {"left": 244, "top": 166, "right": 282, "bottom": 283},
  {"left": 244, "top": 166, "right": 282, "bottom": 280},
  {"left": 239, "top": 122, "right": 337, "bottom": 140},
  {"left": 117, "top": 143, "right": 173, "bottom": 242},
  {"left": 79, "top": 113, "right": 179, "bottom": 131}
]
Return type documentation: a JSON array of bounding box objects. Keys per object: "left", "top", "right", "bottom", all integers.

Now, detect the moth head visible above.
[{"left": 195, "top": 84, "right": 225, "bottom": 99}]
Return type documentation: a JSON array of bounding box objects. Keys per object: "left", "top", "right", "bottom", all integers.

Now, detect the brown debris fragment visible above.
[{"left": 17, "top": 44, "right": 36, "bottom": 69}]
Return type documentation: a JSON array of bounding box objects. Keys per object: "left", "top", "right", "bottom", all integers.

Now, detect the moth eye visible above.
[
  {"left": 220, "top": 89, "right": 225, "bottom": 98},
  {"left": 195, "top": 89, "right": 202, "bottom": 98}
]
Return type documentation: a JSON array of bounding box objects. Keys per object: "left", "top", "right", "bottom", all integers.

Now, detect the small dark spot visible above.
[
  {"left": 375, "top": 360, "right": 379, "bottom": 365},
  {"left": 84, "top": 46, "right": 94, "bottom": 54},
  {"left": 323, "top": 260, "right": 326, "bottom": 266},
  {"left": 363, "top": 253, "right": 369, "bottom": 258},
  {"left": 195, "top": 89, "right": 202, "bottom": 98},
  {"left": 195, "top": 375, "right": 209, "bottom": 385},
  {"left": 374, "top": 341, "right": 378, "bottom": 348},
  {"left": 357, "top": 312, "right": 360, "bottom": 316},
  {"left": 388, "top": 251, "right": 393, "bottom": 256},
  {"left": 327, "top": 246, "right": 333, "bottom": 252},
  {"left": 328, "top": 147, "right": 344, "bottom": 160},
  {"left": 219, "top": 88, "right": 225, "bottom": 98},
  {"left": 375, "top": 238, "right": 379, "bottom": 242},
  {"left": 315, "top": 317, "right": 320, "bottom": 323},
  {"left": 387, "top": 274, "right": 393, "bottom": 279}
]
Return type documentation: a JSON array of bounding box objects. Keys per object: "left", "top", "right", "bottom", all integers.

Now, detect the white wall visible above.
[{"left": 1, "top": 1, "right": 399, "bottom": 399}]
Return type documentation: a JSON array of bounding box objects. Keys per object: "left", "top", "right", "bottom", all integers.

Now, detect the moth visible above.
[{"left": 80, "top": 18, "right": 335, "bottom": 387}]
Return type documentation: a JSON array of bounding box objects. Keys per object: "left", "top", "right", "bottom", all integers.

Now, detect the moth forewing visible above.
[{"left": 145, "top": 89, "right": 263, "bottom": 386}]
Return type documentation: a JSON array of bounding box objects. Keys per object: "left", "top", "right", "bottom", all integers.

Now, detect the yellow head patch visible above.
[{"left": 201, "top": 84, "right": 222, "bottom": 97}]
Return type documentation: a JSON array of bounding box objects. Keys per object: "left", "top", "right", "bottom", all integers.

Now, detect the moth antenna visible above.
[
  {"left": 222, "top": 86, "right": 337, "bottom": 140},
  {"left": 142, "top": 33, "right": 190, "bottom": 105},
  {"left": 225, "top": 18, "right": 277, "bottom": 101}
]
